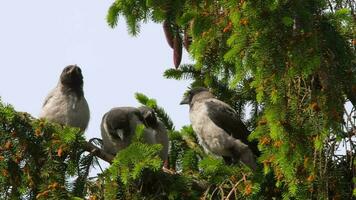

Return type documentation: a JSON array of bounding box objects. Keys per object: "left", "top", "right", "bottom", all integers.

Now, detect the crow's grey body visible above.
[
  {"left": 40, "top": 65, "right": 90, "bottom": 131},
  {"left": 100, "top": 107, "right": 165, "bottom": 158},
  {"left": 181, "top": 87, "right": 257, "bottom": 170},
  {"left": 153, "top": 121, "right": 169, "bottom": 161},
  {"left": 100, "top": 107, "right": 145, "bottom": 155},
  {"left": 138, "top": 106, "right": 169, "bottom": 162}
]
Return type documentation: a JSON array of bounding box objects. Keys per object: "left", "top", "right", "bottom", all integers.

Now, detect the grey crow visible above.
[
  {"left": 100, "top": 107, "right": 164, "bottom": 160},
  {"left": 138, "top": 106, "right": 169, "bottom": 168},
  {"left": 180, "top": 87, "right": 257, "bottom": 170},
  {"left": 39, "top": 65, "right": 90, "bottom": 131}
]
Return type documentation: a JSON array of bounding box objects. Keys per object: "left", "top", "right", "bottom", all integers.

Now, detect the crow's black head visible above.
[
  {"left": 60, "top": 65, "right": 83, "bottom": 88},
  {"left": 138, "top": 106, "right": 158, "bottom": 128},
  {"left": 180, "top": 87, "right": 209, "bottom": 105}
]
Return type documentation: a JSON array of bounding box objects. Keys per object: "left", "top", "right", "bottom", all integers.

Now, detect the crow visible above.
[
  {"left": 39, "top": 65, "right": 90, "bottom": 131},
  {"left": 180, "top": 87, "right": 257, "bottom": 170}
]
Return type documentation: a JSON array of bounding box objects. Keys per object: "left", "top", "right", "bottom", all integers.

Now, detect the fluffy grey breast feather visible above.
[{"left": 39, "top": 65, "right": 90, "bottom": 131}]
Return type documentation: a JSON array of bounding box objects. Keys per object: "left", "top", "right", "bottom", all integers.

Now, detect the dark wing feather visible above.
[
  {"left": 205, "top": 100, "right": 249, "bottom": 142},
  {"left": 205, "top": 99, "right": 259, "bottom": 156},
  {"left": 104, "top": 107, "right": 143, "bottom": 138}
]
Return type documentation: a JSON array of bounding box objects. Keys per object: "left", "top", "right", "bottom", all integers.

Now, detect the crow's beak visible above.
[
  {"left": 180, "top": 96, "right": 189, "bottom": 105},
  {"left": 117, "top": 130, "right": 124, "bottom": 141}
]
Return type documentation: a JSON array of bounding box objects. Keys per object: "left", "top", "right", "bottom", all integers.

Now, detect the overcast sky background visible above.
[
  {"left": 0, "top": 1, "right": 193, "bottom": 171},
  {"left": 0, "top": 1, "right": 192, "bottom": 134}
]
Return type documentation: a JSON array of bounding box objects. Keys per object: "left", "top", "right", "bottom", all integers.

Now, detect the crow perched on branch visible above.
[
  {"left": 100, "top": 107, "right": 169, "bottom": 167},
  {"left": 180, "top": 87, "right": 258, "bottom": 170},
  {"left": 40, "top": 65, "right": 90, "bottom": 131}
]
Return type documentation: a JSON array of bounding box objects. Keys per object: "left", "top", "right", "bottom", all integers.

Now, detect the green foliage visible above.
[
  {"left": 71, "top": 152, "right": 97, "bottom": 198},
  {"left": 106, "top": 0, "right": 355, "bottom": 199},
  {"left": 0, "top": 100, "right": 90, "bottom": 199},
  {"left": 1, "top": 0, "right": 355, "bottom": 199},
  {"left": 97, "top": 122, "right": 203, "bottom": 200},
  {"left": 164, "top": 64, "right": 201, "bottom": 81},
  {"left": 199, "top": 156, "right": 234, "bottom": 183},
  {"left": 109, "top": 143, "right": 162, "bottom": 185}
]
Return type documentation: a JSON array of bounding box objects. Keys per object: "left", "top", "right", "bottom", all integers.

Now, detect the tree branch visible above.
[
  {"left": 82, "top": 139, "right": 210, "bottom": 191},
  {"left": 83, "top": 141, "right": 114, "bottom": 164}
]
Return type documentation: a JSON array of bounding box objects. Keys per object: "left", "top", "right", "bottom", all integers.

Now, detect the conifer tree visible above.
[
  {"left": 0, "top": 0, "right": 354, "bottom": 199},
  {"left": 105, "top": 0, "right": 355, "bottom": 199}
]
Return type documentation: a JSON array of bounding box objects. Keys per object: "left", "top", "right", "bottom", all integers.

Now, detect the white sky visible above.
[
  {"left": 0, "top": 1, "right": 192, "bottom": 135},
  {"left": 0, "top": 1, "right": 193, "bottom": 172}
]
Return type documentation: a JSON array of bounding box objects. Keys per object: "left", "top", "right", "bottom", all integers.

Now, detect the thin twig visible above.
[{"left": 225, "top": 178, "right": 244, "bottom": 200}]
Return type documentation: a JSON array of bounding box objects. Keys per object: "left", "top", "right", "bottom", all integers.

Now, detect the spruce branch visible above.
[
  {"left": 163, "top": 64, "right": 201, "bottom": 80},
  {"left": 107, "top": 3, "right": 119, "bottom": 28}
]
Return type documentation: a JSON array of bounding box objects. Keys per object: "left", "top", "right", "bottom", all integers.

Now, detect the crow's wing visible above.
[
  {"left": 205, "top": 99, "right": 259, "bottom": 155},
  {"left": 205, "top": 99, "right": 249, "bottom": 142},
  {"left": 41, "top": 88, "right": 57, "bottom": 108},
  {"left": 103, "top": 107, "right": 143, "bottom": 138}
]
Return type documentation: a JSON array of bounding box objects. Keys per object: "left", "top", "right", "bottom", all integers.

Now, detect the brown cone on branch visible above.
[
  {"left": 173, "top": 33, "right": 182, "bottom": 69},
  {"left": 163, "top": 20, "right": 174, "bottom": 49},
  {"left": 183, "top": 28, "right": 192, "bottom": 51}
]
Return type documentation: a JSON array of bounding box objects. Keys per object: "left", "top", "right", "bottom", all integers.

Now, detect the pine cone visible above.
[
  {"left": 173, "top": 33, "right": 182, "bottom": 69},
  {"left": 183, "top": 28, "right": 192, "bottom": 51},
  {"left": 163, "top": 20, "right": 174, "bottom": 49}
]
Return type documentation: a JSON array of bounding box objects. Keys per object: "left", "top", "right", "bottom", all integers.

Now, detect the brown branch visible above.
[
  {"left": 225, "top": 178, "right": 244, "bottom": 200},
  {"left": 83, "top": 141, "right": 114, "bottom": 164}
]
